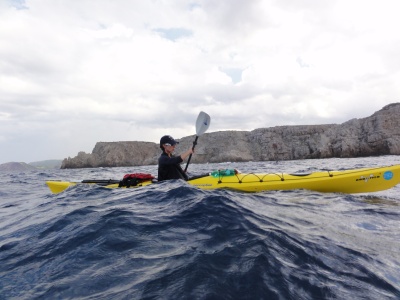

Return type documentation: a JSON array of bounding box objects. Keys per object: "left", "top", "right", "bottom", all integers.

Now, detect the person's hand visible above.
[{"left": 181, "top": 148, "right": 194, "bottom": 160}]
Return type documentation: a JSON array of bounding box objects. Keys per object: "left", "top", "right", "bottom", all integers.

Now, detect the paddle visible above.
[{"left": 184, "top": 111, "right": 211, "bottom": 172}]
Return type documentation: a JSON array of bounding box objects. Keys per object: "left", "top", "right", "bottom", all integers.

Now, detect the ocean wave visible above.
[{"left": 1, "top": 158, "right": 400, "bottom": 299}]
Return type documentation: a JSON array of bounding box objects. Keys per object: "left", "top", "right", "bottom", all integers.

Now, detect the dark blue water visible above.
[{"left": 1, "top": 156, "right": 400, "bottom": 299}]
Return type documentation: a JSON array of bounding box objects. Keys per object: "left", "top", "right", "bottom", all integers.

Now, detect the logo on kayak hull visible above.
[
  {"left": 383, "top": 171, "right": 393, "bottom": 180},
  {"left": 356, "top": 174, "right": 378, "bottom": 182}
]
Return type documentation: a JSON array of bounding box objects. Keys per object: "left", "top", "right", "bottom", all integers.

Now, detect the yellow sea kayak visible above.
[{"left": 46, "top": 165, "right": 400, "bottom": 194}]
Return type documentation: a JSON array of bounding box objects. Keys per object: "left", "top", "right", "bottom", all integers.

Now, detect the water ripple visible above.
[{"left": 1, "top": 157, "right": 400, "bottom": 299}]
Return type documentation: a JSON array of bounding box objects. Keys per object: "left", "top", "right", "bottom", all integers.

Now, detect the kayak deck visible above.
[
  {"left": 46, "top": 165, "right": 400, "bottom": 194},
  {"left": 191, "top": 165, "right": 400, "bottom": 193}
]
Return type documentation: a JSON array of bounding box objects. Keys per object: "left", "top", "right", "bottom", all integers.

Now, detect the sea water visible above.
[{"left": 0, "top": 156, "right": 400, "bottom": 299}]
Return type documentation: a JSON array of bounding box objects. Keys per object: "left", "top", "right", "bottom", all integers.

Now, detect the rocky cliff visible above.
[{"left": 61, "top": 103, "right": 400, "bottom": 168}]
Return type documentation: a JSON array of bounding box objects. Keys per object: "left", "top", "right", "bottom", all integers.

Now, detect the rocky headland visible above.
[{"left": 61, "top": 103, "right": 400, "bottom": 169}]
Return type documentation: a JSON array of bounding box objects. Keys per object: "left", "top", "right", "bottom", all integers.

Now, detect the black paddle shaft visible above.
[{"left": 184, "top": 136, "right": 198, "bottom": 172}]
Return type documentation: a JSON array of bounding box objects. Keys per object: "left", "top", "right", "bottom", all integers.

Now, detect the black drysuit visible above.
[{"left": 158, "top": 152, "right": 188, "bottom": 181}]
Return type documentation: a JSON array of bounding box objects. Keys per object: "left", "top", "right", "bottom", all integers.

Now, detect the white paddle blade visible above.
[{"left": 196, "top": 111, "right": 211, "bottom": 136}]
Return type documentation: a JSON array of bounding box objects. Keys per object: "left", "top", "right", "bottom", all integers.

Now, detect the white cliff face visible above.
[{"left": 61, "top": 103, "right": 400, "bottom": 169}]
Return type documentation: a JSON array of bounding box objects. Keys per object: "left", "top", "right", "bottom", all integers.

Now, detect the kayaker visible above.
[{"left": 158, "top": 135, "right": 194, "bottom": 181}]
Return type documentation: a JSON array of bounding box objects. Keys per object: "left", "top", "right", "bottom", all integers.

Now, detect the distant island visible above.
[
  {"left": 0, "top": 160, "right": 62, "bottom": 172},
  {"left": 29, "top": 160, "right": 63, "bottom": 169}
]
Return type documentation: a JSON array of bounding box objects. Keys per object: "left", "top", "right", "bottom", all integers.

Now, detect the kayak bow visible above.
[{"left": 46, "top": 164, "right": 400, "bottom": 194}]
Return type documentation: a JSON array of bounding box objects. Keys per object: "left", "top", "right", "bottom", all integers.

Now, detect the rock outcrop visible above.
[
  {"left": 61, "top": 142, "right": 160, "bottom": 168},
  {"left": 61, "top": 103, "right": 400, "bottom": 168}
]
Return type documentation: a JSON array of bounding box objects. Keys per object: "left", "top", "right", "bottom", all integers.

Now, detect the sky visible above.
[{"left": 1, "top": 0, "right": 400, "bottom": 164}]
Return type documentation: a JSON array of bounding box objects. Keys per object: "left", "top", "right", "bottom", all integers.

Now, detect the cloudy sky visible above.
[{"left": 1, "top": 0, "right": 399, "bottom": 164}]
